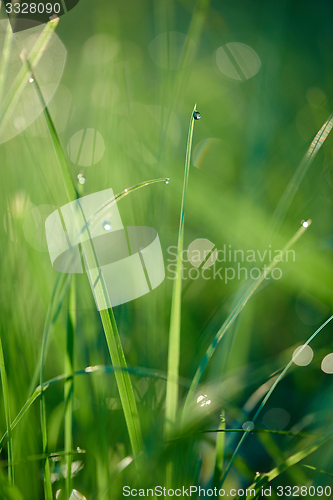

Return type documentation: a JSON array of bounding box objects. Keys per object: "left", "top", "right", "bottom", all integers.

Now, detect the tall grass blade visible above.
[
  {"left": 165, "top": 104, "right": 197, "bottom": 438},
  {"left": 0, "top": 364, "right": 180, "bottom": 452},
  {"left": 244, "top": 430, "right": 333, "bottom": 499},
  {"left": 270, "top": 113, "right": 333, "bottom": 236},
  {"left": 0, "top": 326, "right": 14, "bottom": 484},
  {"left": 221, "top": 315, "right": 333, "bottom": 488},
  {"left": 21, "top": 54, "right": 145, "bottom": 459},
  {"left": 65, "top": 277, "right": 76, "bottom": 498},
  {"left": 212, "top": 410, "right": 225, "bottom": 489},
  {"left": 0, "top": 21, "right": 14, "bottom": 106},
  {"left": 38, "top": 273, "right": 70, "bottom": 500},
  {"left": 0, "top": 17, "right": 60, "bottom": 135},
  {"left": 184, "top": 221, "right": 313, "bottom": 415}
]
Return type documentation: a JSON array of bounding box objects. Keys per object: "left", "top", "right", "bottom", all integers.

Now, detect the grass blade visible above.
[
  {"left": 221, "top": 315, "right": 333, "bottom": 488},
  {"left": 183, "top": 220, "right": 312, "bottom": 416},
  {"left": 212, "top": 410, "right": 225, "bottom": 489},
  {"left": 0, "top": 364, "right": 182, "bottom": 453},
  {"left": 270, "top": 113, "right": 333, "bottom": 236},
  {"left": 0, "top": 326, "right": 14, "bottom": 484},
  {"left": 0, "top": 17, "right": 60, "bottom": 135},
  {"left": 65, "top": 277, "right": 76, "bottom": 498},
  {"left": 164, "top": 104, "right": 198, "bottom": 438},
  {"left": 21, "top": 55, "right": 145, "bottom": 459},
  {"left": 0, "top": 21, "right": 14, "bottom": 106},
  {"left": 244, "top": 431, "right": 333, "bottom": 499}
]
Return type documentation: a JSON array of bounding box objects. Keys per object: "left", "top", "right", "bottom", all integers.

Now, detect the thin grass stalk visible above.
[
  {"left": 164, "top": 104, "right": 197, "bottom": 438},
  {"left": 221, "top": 315, "right": 333, "bottom": 489},
  {"left": 164, "top": 104, "right": 197, "bottom": 487},
  {"left": 0, "top": 326, "right": 14, "bottom": 485},
  {"left": 270, "top": 113, "right": 333, "bottom": 236},
  {"left": 0, "top": 17, "right": 59, "bottom": 133},
  {"left": 21, "top": 55, "right": 144, "bottom": 457},
  {"left": 183, "top": 220, "right": 312, "bottom": 417},
  {"left": 0, "top": 178, "right": 168, "bottom": 454},
  {"left": 28, "top": 177, "right": 167, "bottom": 397},
  {"left": 37, "top": 273, "right": 70, "bottom": 500},
  {"left": 0, "top": 364, "right": 182, "bottom": 452},
  {"left": 212, "top": 410, "right": 225, "bottom": 489},
  {"left": 28, "top": 273, "right": 71, "bottom": 398},
  {"left": 0, "top": 21, "right": 14, "bottom": 106},
  {"left": 40, "top": 395, "right": 52, "bottom": 500},
  {"left": 65, "top": 277, "right": 76, "bottom": 498},
  {"left": 242, "top": 430, "right": 333, "bottom": 500}
]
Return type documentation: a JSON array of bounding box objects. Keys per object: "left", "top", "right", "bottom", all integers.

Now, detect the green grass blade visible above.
[
  {"left": 301, "top": 464, "right": 333, "bottom": 478},
  {"left": 65, "top": 277, "right": 76, "bottom": 498},
  {"left": 244, "top": 430, "right": 333, "bottom": 499},
  {"left": 76, "top": 178, "right": 170, "bottom": 242},
  {"left": 0, "top": 17, "right": 60, "bottom": 135},
  {"left": 183, "top": 220, "right": 312, "bottom": 416},
  {"left": 0, "top": 386, "right": 42, "bottom": 451},
  {"left": 0, "top": 21, "right": 14, "bottom": 106},
  {"left": 205, "top": 428, "right": 315, "bottom": 438},
  {"left": 0, "top": 364, "right": 182, "bottom": 453},
  {"left": 0, "top": 326, "right": 14, "bottom": 484},
  {"left": 164, "top": 103, "right": 197, "bottom": 438},
  {"left": 38, "top": 274, "right": 70, "bottom": 500},
  {"left": 29, "top": 272, "right": 71, "bottom": 396},
  {"left": 20, "top": 54, "right": 145, "bottom": 459},
  {"left": 40, "top": 396, "right": 52, "bottom": 500},
  {"left": 212, "top": 410, "right": 225, "bottom": 489},
  {"left": 221, "top": 315, "right": 333, "bottom": 488},
  {"left": 270, "top": 113, "right": 333, "bottom": 235}
]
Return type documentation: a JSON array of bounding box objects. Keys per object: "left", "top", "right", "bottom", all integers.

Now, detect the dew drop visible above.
[
  {"left": 193, "top": 110, "right": 201, "bottom": 120},
  {"left": 165, "top": 179, "right": 169, "bottom": 184},
  {"left": 77, "top": 174, "right": 86, "bottom": 185},
  {"left": 103, "top": 220, "right": 112, "bottom": 231},
  {"left": 301, "top": 220, "right": 309, "bottom": 228},
  {"left": 28, "top": 77, "right": 34, "bottom": 83},
  {"left": 124, "top": 188, "right": 128, "bottom": 193}
]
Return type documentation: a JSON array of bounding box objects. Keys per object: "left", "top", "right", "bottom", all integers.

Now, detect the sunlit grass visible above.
[{"left": 0, "top": 2, "right": 333, "bottom": 499}]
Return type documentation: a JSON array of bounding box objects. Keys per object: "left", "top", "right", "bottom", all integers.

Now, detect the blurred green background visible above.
[{"left": 1, "top": 0, "right": 333, "bottom": 498}]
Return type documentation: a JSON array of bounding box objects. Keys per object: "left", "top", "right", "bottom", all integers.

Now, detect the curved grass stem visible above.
[
  {"left": 221, "top": 315, "right": 333, "bottom": 489},
  {"left": 0, "top": 326, "right": 14, "bottom": 485},
  {"left": 183, "top": 220, "right": 312, "bottom": 418},
  {"left": 20, "top": 54, "right": 144, "bottom": 465}
]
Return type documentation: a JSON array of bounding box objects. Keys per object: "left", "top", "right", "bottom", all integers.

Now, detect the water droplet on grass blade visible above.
[
  {"left": 28, "top": 77, "right": 34, "bottom": 83},
  {"left": 103, "top": 220, "right": 112, "bottom": 231},
  {"left": 77, "top": 174, "right": 86, "bottom": 185},
  {"left": 193, "top": 110, "right": 201, "bottom": 120},
  {"left": 165, "top": 179, "right": 169, "bottom": 184}
]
